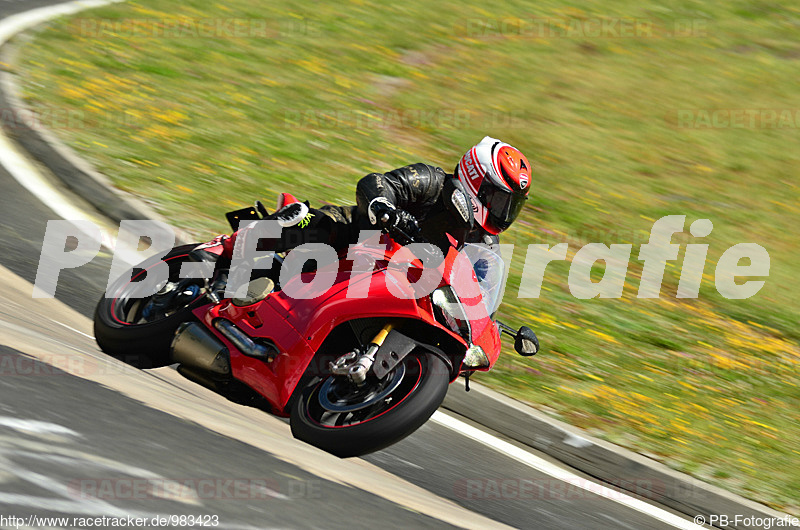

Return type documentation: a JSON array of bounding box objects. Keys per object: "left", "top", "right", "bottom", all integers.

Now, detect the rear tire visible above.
[
  {"left": 93, "top": 244, "right": 211, "bottom": 368},
  {"left": 290, "top": 352, "right": 448, "bottom": 457}
]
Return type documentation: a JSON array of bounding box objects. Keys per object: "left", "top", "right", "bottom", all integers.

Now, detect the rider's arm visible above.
[{"left": 355, "top": 163, "right": 447, "bottom": 221}]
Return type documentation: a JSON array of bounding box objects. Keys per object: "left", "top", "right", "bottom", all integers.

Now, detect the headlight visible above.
[
  {"left": 463, "top": 344, "right": 490, "bottom": 368},
  {"left": 431, "top": 287, "right": 471, "bottom": 340}
]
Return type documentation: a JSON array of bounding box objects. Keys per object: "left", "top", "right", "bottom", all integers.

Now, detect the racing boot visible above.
[{"left": 193, "top": 194, "right": 309, "bottom": 260}]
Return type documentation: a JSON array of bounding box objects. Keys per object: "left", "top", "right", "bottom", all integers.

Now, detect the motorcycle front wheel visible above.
[{"left": 290, "top": 351, "right": 449, "bottom": 457}]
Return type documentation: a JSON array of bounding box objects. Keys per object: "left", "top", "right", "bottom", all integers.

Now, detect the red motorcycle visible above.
[{"left": 94, "top": 201, "right": 539, "bottom": 457}]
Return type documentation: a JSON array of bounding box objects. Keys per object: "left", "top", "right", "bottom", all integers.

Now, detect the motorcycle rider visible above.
[{"left": 203, "top": 136, "right": 531, "bottom": 259}]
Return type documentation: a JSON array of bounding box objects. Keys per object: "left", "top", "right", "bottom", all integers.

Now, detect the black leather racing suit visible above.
[{"left": 286, "top": 163, "right": 498, "bottom": 253}]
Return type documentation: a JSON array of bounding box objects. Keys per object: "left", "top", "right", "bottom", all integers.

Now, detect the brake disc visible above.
[{"left": 318, "top": 363, "right": 406, "bottom": 413}]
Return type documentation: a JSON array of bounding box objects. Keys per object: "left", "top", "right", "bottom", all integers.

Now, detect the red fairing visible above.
[
  {"left": 194, "top": 301, "right": 312, "bottom": 417},
  {"left": 193, "top": 234, "right": 506, "bottom": 414},
  {"left": 473, "top": 319, "right": 501, "bottom": 371},
  {"left": 445, "top": 245, "right": 501, "bottom": 371},
  {"left": 275, "top": 267, "right": 457, "bottom": 352},
  {"left": 268, "top": 241, "right": 463, "bottom": 353},
  {"left": 196, "top": 242, "right": 466, "bottom": 415}
]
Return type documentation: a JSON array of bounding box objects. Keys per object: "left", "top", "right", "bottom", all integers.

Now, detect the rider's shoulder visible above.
[{"left": 388, "top": 163, "right": 447, "bottom": 181}]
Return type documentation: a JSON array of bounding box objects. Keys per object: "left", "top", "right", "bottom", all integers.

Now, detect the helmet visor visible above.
[{"left": 478, "top": 180, "right": 527, "bottom": 233}]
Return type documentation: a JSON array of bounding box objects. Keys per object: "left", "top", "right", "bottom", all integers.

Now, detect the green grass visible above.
[{"left": 15, "top": 0, "right": 800, "bottom": 513}]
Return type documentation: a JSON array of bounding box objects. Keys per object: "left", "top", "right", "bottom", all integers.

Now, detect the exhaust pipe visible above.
[
  {"left": 213, "top": 318, "right": 278, "bottom": 361},
  {"left": 171, "top": 322, "right": 231, "bottom": 378}
]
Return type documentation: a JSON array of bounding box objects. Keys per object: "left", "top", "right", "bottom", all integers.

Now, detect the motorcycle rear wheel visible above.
[
  {"left": 93, "top": 244, "right": 212, "bottom": 368},
  {"left": 290, "top": 352, "right": 448, "bottom": 457}
]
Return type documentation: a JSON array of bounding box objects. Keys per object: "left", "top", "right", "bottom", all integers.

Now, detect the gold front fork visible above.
[{"left": 350, "top": 322, "right": 395, "bottom": 385}]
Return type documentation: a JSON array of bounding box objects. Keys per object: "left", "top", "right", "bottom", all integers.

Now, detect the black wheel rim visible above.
[
  {"left": 304, "top": 356, "right": 424, "bottom": 429},
  {"left": 109, "top": 254, "right": 206, "bottom": 326},
  {"left": 318, "top": 363, "right": 406, "bottom": 413}
]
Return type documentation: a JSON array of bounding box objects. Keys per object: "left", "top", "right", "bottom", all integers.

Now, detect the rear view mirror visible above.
[{"left": 514, "top": 326, "right": 539, "bottom": 356}]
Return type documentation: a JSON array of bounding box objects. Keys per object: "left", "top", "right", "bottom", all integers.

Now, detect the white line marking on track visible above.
[
  {"left": 49, "top": 319, "right": 94, "bottom": 339},
  {"left": 0, "top": 417, "right": 80, "bottom": 437},
  {"left": 430, "top": 411, "right": 703, "bottom": 530}
]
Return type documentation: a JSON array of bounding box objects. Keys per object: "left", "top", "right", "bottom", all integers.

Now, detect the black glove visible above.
[
  {"left": 368, "top": 199, "right": 420, "bottom": 243},
  {"left": 392, "top": 210, "right": 421, "bottom": 243}
]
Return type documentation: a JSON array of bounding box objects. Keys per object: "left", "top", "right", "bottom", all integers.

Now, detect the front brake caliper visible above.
[{"left": 329, "top": 351, "right": 359, "bottom": 376}]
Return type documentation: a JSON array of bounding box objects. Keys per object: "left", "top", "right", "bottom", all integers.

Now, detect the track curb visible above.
[{"left": 0, "top": 0, "right": 192, "bottom": 245}]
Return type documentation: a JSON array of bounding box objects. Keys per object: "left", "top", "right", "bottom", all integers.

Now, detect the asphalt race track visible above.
[{"left": 0, "top": 1, "right": 703, "bottom": 528}]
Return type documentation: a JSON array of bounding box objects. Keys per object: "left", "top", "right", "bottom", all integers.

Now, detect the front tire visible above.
[
  {"left": 290, "top": 352, "right": 448, "bottom": 457},
  {"left": 93, "top": 244, "right": 212, "bottom": 368}
]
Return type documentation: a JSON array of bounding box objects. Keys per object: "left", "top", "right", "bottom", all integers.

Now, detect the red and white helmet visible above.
[{"left": 456, "top": 136, "right": 531, "bottom": 235}]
